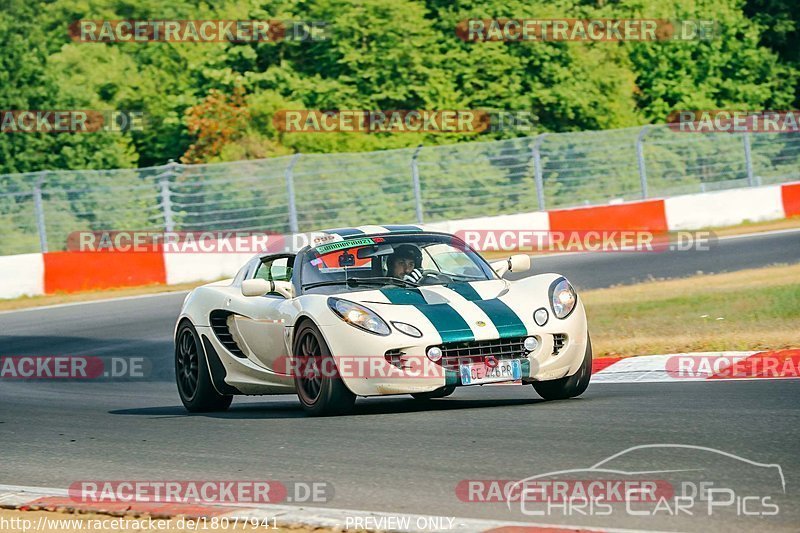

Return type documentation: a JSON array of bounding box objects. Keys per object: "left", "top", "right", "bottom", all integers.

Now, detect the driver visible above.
[{"left": 387, "top": 244, "right": 425, "bottom": 283}]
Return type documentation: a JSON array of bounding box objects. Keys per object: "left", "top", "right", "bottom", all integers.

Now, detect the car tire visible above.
[
  {"left": 175, "top": 321, "right": 233, "bottom": 412},
  {"left": 532, "top": 335, "right": 592, "bottom": 401},
  {"left": 411, "top": 385, "right": 456, "bottom": 401},
  {"left": 293, "top": 322, "right": 356, "bottom": 416}
]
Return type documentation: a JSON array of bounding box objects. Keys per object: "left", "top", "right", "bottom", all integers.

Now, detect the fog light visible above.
[
  {"left": 426, "top": 346, "right": 442, "bottom": 362},
  {"left": 392, "top": 321, "right": 422, "bottom": 338},
  {"left": 534, "top": 308, "right": 549, "bottom": 326},
  {"left": 523, "top": 336, "right": 539, "bottom": 352}
]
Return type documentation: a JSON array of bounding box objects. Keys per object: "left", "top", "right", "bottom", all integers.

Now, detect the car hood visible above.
[
  {"left": 335, "top": 279, "right": 531, "bottom": 343},
  {"left": 345, "top": 279, "right": 508, "bottom": 304}
]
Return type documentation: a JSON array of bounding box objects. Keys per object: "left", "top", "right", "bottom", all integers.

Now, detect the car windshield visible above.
[{"left": 300, "top": 234, "right": 496, "bottom": 294}]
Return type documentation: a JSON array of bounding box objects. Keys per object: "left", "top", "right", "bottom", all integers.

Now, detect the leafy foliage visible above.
[
  {"left": 0, "top": 0, "right": 797, "bottom": 255},
  {"left": 0, "top": 0, "right": 795, "bottom": 173}
]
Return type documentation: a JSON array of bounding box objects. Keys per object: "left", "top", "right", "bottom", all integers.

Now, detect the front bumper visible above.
[{"left": 318, "top": 302, "right": 589, "bottom": 397}]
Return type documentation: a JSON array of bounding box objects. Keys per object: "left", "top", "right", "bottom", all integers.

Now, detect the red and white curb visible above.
[
  {"left": 591, "top": 349, "right": 800, "bottom": 383},
  {"left": 0, "top": 484, "right": 661, "bottom": 533}
]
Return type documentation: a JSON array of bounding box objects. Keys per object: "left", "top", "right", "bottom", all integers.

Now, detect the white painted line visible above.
[
  {"left": 0, "top": 484, "right": 68, "bottom": 506},
  {"left": 715, "top": 227, "right": 800, "bottom": 241},
  {"left": 0, "top": 290, "right": 190, "bottom": 315},
  {"left": 0, "top": 484, "right": 68, "bottom": 496}
]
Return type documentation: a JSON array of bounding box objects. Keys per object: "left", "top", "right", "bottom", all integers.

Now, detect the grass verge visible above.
[
  {"left": 583, "top": 263, "right": 800, "bottom": 358},
  {"left": 699, "top": 214, "right": 800, "bottom": 237}
]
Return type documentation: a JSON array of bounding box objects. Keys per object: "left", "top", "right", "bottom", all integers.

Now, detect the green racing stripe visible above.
[
  {"left": 379, "top": 287, "right": 426, "bottom": 305},
  {"left": 380, "top": 288, "right": 474, "bottom": 343},
  {"left": 446, "top": 283, "right": 528, "bottom": 338},
  {"left": 380, "top": 225, "right": 423, "bottom": 232},
  {"left": 323, "top": 227, "right": 365, "bottom": 237},
  {"left": 473, "top": 298, "right": 528, "bottom": 337},
  {"left": 445, "top": 282, "right": 482, "bottom": 301}
]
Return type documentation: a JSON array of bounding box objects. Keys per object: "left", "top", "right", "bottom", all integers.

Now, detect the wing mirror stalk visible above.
[{"left": 491, "top": 254, "right": 531, "bottom": 277}]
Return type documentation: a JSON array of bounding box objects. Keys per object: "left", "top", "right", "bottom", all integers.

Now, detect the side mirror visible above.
[
  {"left": 491, "top": 254, "right": 531, "bottom": 277},
  {"left": 509, "top": 254, "right": 531, "bottom": 273},
  {"left": 242, "top": 279, "right": 295, "bottom": 298},
  {"left": 242, "top": 278, "right": 270, "bottom": 297}
]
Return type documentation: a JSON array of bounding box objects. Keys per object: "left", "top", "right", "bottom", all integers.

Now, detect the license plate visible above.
[{"left": 460, "top": 359, "right": 521, "bottom": 385}]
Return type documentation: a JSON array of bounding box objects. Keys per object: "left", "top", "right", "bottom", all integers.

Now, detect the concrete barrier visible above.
[
  {"left": 665, "top": 185, "right": 785, "bottom": 230},
  {"left": 0, "top": 253, "right": 44, "bottom": 298}
]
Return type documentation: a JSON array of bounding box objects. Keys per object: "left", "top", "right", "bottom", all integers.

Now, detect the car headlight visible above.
[
  {"left": 328, "top": 297, "right": 391, "bottom": 336},
  {"left": 550, "top": 278, "right": 577, "bottom": 319}
]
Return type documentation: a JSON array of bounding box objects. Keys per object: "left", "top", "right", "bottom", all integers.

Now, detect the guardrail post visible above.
[
  {"left": 411, "top": 144, "right": 424, "bottom": 224},
  {"left": 158, "top": 160, "right": 177, "bottom": 232},
  {"left": 285, "top": 153, "right": 301, "bottom": 233},
  {"left": 33, "top": 173, "right": 47, "bottom": 253},
  {"left": 743, "top": 132, "right": 755, "bottom": 187},
  {"left": 531, "top": 133, "right": 548, "bottom": 210},
  {"left": 636, "top": 125, "right": 650, "bottom": 199}
]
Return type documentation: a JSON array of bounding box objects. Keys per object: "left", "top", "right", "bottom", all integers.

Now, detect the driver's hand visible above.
[{"left": 403, "top": 268, "right": 424, "bottom": 284}]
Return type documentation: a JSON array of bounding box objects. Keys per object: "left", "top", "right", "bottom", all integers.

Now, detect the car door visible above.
[{"left": 228, "top": 254, "right": 295, "bottom": 372}]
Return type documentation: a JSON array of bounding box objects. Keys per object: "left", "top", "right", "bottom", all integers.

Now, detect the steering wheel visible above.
[{"left": 415, "top": 269, "right": 452, "bottom": 285}]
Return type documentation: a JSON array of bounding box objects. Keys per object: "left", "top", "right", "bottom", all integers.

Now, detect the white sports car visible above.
[{"left": 174, "top": 226, "right": 591, "bottom": 416}]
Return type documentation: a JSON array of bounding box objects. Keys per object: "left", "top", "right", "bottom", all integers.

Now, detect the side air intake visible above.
[{"left": 209, "top": 310, "right": 247, "bottom": 358}]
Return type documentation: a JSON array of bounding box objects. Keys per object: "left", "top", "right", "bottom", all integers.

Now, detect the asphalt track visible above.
[{"left": 1, "top": 229, "right": 799, "bottom": 531}]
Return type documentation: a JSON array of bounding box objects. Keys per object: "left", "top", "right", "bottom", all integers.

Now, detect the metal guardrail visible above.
[{"left": 1, "top": 124, "right": 798, "bottom": 255}]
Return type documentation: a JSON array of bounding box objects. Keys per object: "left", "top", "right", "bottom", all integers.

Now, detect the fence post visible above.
[
  {"left": 411, "top": 144, "right": 424, "bottom": 224},
  {"left": 285, "top": 153, "right": 301, "bottom": 233},
  {"left": 531, "top": 133, "right": 548, "bottom": 210},
  {"left": 33, "top": 173, "right": 48, "bottom": 253},
  {"left": 158, "top": 160, "right": 177, "bottom": 232},
  {"left": 743, "top": 132, "right": 755, "bottom": 187},
  {"left": 636, "top": 125, "right": 650, "bottom": 199}
]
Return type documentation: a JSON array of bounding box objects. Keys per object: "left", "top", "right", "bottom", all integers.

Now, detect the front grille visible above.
[
  {"left": 385, "top": 349, "right": 405, "bottom": 368},
  {"left": 438, "top": 337, "right": 527, "bottom": 371},
  {"left": 552, "top": 333, "right": 567, "bottom": 355}
]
